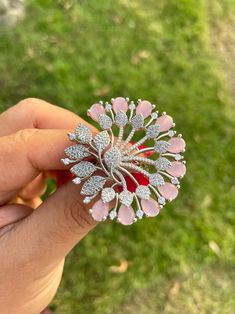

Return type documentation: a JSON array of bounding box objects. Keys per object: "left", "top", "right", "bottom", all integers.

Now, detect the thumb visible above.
[{"left": 4, "top": 181, "right": 98, "bottom": 269}]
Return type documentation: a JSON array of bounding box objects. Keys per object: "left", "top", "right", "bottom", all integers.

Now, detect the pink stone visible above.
[
  {"left": 89, "top": 103, "right": 105, "bottom": 121},
  {"left": 167, "top": 161, "right": 186, "bottom": 177},
  {"left": 118, "top": 205, "right": 135, "bottom": 225},
  {"left": 91, "top": 199, "right": 109, "bottom": 222},
  {"left": 168, "top": 137, "right": 186, "bottom": 153},
  {"left": 158, "top": 183, "right": 178, "bottom": 201},
  {"left": 112, "top": 97, "right": 128, "bottom": 113},
  {"left": 156, "top": 115, "right": 173, "bottom": 132},
  {"left": 141, "top": 198, "right": 160, "bottom": 217},
  {"left": 136, "top": 100, "right": 152, "bottom": 118}
]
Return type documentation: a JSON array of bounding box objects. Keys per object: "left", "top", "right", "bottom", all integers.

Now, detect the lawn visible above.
[{"left": 0, "top": 0, "right": 235, "bottom": 313}]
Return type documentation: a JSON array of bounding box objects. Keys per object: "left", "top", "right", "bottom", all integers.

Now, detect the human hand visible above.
[{"left": 0, "top": 98, "right": 99, "bottom": 314}]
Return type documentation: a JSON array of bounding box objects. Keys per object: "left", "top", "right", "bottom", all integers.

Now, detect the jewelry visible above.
[{"left": 61, "top": 97, "right": 186, "bottom": 225}]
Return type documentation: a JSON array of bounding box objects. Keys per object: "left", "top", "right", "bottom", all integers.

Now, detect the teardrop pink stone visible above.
[
  {"left": 158, "top": 183, "right": 178, "bottom": 200},
  {"left": 118, "top": 205, "right": 135, "bottom": 225},
  {"left": 91, "top": 199, "right": 109, "bottom": 222},
  {"left": 141, "top": 198, "right": 160, "bottom": 217},
  {"left": 168, "top": 137, "right": 186, "bottom": 153},
  {"left": 156, "top": 115, "right": 173, "bottom": 132},
  {"left": 167, "top": 161, "right": 186, "bottom": 177},
  {"left": 89, "top": 104, "right": 105, "bottom": 121},
  {"left": 136, "top": 100, "right": 152, "bottom": 118},
  {"left": 112, "top": 97, "right": 128, "bottom": 113}
]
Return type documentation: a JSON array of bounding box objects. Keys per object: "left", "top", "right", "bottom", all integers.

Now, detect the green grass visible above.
[{"left": 1, "top": 0, "right": 235, "bottom": 313}]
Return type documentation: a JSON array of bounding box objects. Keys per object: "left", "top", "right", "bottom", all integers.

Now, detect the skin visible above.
[{"left": 0, "top": 98, "right": 100, "bottom": 314}]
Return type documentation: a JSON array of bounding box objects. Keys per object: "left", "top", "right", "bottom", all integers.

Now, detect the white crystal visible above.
[
  {"left": 131, "top": 114, "right": 144, "bottom": 129},
  {"left": 81, "top": 176, "right": 106, "bottom": 195},
  {"left": 70, "top": 161, "right": 96, "bottom": 177},
  {"left": 101, "top": 187, "right": 116, "bottom": 203},
  {"left": 65, "top": 144, "right": 90, "bottom": 160},
  {"left": 155, "top": 157, "right": 172, "bottom": 170},
  {"left": 136, "top": 209, "right": 144, "bottom": 219},
  {"left": 146, "top": 125, "right": 160, "bottom": 138},
  {"left": 115, "top": 111, "right": 128, "bottom": 127},
  {"left": 83, "top": 197, "right": 91, "bottom": 204},
  {"left": 135, "top": 185, "right": 150, "bottom": 199},
  {"left": 151, "top": 112, "right": 158, "bottom": 119},
  {"left": 67, "top": 132, "right": 76, "bottom": 141},
  {"left": 98, "top": 114, "right": 113, "bottom": 129},
  {"left": 104, "top": 147, "right": 122, "bottom": 169},
  {"left": 175, "top": 154, "right": 182, "bottom": 161},
  {"left": 105, "top": 103, "right": 112, "bottom": 110},
  {"left": 109, "top": 209, "right": 117, "bottom": 220},
  {"left": 61, "top": 158, "right": 71, "bottom": 165},
  {"left": 171, "top": 177, "right": 179, "bottom": 185},
  {"left": 154, "top": 141, "right": 170, "bottom": 154},
  {"left": 119, "top": 190, "right": 134, "bottom": 206},
  {"left": 75, "top": 123, "right": 93, "bottom": 143},
  {"left": 93, "top": 131, "right": 110, "bottom": 151},
  {"left": 168, "top": 130, "right": 175, "bottom": 137},
  {"left": 72, "top": 177, "right": 81, "bottom": 185},
  {"left": 158, "top": 196, "right": 166, "bottom": 205},
  {"left": 129, "top": 103, "right": 136, "bottom": 110},
  {"left": 149, "top": 173, "right": 165, "bottom": 186}
]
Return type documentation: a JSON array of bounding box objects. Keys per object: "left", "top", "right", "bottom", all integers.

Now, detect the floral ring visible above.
[{"left": 61, "top": 97, "right": 186, "bottom": 226}]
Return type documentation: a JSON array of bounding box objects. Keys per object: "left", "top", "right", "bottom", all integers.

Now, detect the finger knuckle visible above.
[
  {"left": 16, "top": 98, "right": 41, "bottom": 111},
  {"left": 14, "top": 128, "right": 40, "bottom": 146},
  {"left": 64, "top": 193, "right": 96, "bottom": 235}
]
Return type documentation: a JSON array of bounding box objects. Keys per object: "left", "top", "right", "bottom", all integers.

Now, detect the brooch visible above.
[{"left": 61, "top": 97, "right": 186, "bottom": 225}]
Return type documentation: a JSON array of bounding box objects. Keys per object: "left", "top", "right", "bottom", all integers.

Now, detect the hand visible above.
[{"left": 0, "top": 98, "right": 98, "bottom": 314}]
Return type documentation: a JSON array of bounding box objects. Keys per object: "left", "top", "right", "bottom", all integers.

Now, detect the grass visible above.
[{"left": 0, "top": 0, "right": 235, "bottom": 313}]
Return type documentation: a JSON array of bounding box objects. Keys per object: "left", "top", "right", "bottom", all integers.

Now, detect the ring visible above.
[{"left": 61, "top": 97, "right": 186, "bottom": 225}]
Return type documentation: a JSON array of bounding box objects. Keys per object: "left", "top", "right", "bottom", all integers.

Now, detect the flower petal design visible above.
[
  {"left": 91, "top": 199, "right": 109, "bottom": 221},
  {"left": 101, "top": 187, "right": 116, "bottom": 203},
  {"left": 146, "top": 124, "right": 160, "bottom": 138},
  {"left": 89, "top": 103, "right": 105, "bottom": 121},
  {"left": 93, "top": 131, "right": 110, "bottom": 151},
  {"left": 156, "top": 115, "right": 173, "bottom": 132},
  {"left": 136, "top": 100, "right": 152, "bottom": 118},
  {"left": 166, "top": 161, "right": 186, "bottom": 177},
  {"left": 65, "top": 144, "right": 90, "bottom": 160},
  {"left": 81, "top": 176, "right": 106, "bottom": 195},
  {"left": 141, "top": 198, "right": 160, "bottom": 217},
  {"left": 119, "top": 190, "right": 134, "bottom": 206},
  {"left": 131, "top": 114, "right": 144, "bottom": 129},
  {"left": 70, "top": 161, "right": 97, "bottom": 177},
  {"left": 168, "top": 137, "right": 186, "bottom": 153},
  {"left": 99, "top": 114, "right": 113, "bottom": 129},
  {"left": 149, "top": 173, "right": 165, "bottom": 187},
  {"left": 115, "top": 111, "right": 128, "bottom": 127},
  {"left": 158, "top": 183, "right": 178, "bottom": 200},
  {"left": 112, "top": 97, "right": 128, "bottom": 113},
  {"left": 118, "top": 205, "right": 135, "bottom": 225},
  {"left": 155, "top": 157, "right": 172, "bottom": 171},
  {"left": 75, "top": 123, "right": 92, "bottom": 143},
  {"left": 135, "top": 185, "right": 151, "bottom": 199},
  {"left": 154, "top": 140, "right": 170, "bottom": 153}
]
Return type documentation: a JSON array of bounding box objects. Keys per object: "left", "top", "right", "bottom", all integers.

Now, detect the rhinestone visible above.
[
  {"left": 146, "top": 124, "right": 160, "bottom": 138},
  {"left": 171, "top": 177, "right": 179, "bottom": 185},
  {"left": 65, "top": 144, "right": 90, "bottom": 160},
  {"left": 83, "top": 197, "right": 91, "bottom": 204},
  {"left": 81, "top": 176, "right": 106, "bottom": 195},
  {"left": 67, "top": 132, "right": 76, "bottom": 141},
  {"left": 168, "top": 130, "right": 175, "bottom": 137},
  {"left": 70, "top": 161, "right": 96, "bottom": 177},
  {"left": 101, "top": 187, "right": 116, "bottom": 203},
  {"left": 136, "top": 209, "right": 144, "bottom": 219},
  {"left": 119, "top": 190, "right": 134, "bottom": 206},
  {"left": 72, "top": 177, "right": 81, "bottom": 185},
  {"left": 151, "top": 112, "right": 158, "bottom": 119},
  {"left": 61, "top": 158, "right": 71, "bottom": 165},
  {"left": 135, "top": 185, "right": 151, "bottom": 199},
  {"left": 129, "top": 103, "right": 136, "bottom": 110},
  {"left": 154, "top": 141, "right": 170, "bottom": 153},
  {"left": 175, "top": 154, "right": 182, "bottom": 161},
  {"left": 105, "top": 103, "right": 112, "bottom": 110},
  {"left": 131, "top": 114, "right": 144, "bottom": 129},
  {"left": 158, "top": 196, "right": 166, "bottom": 205},
  {"left": 98, "top": 114, "right": 113, "bottom": 129},
  {"left": 75, "top": 123, "right": 93, "bottom": 143},
  {"left": 155, "top": 157, "right": 172, "bottom": 170},
  {"left": 149, "top": 173, "right": 165, "bottom": 186},
  {"left": 115, "top": 111, "right": 128, "bottom": 127},
  {"left": 109, "top": 209, "right": 117, "bottom": 220},
  {"left": 93, "top": 131, "right": 110, "bottom": 151},
  {"left": 104, "top": 147, "right": 122, "bottom": 169}
]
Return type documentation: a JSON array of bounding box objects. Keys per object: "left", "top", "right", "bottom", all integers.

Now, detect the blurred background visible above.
[{"left": 0, "top": 0, "right": 235, "bottom": 313}]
